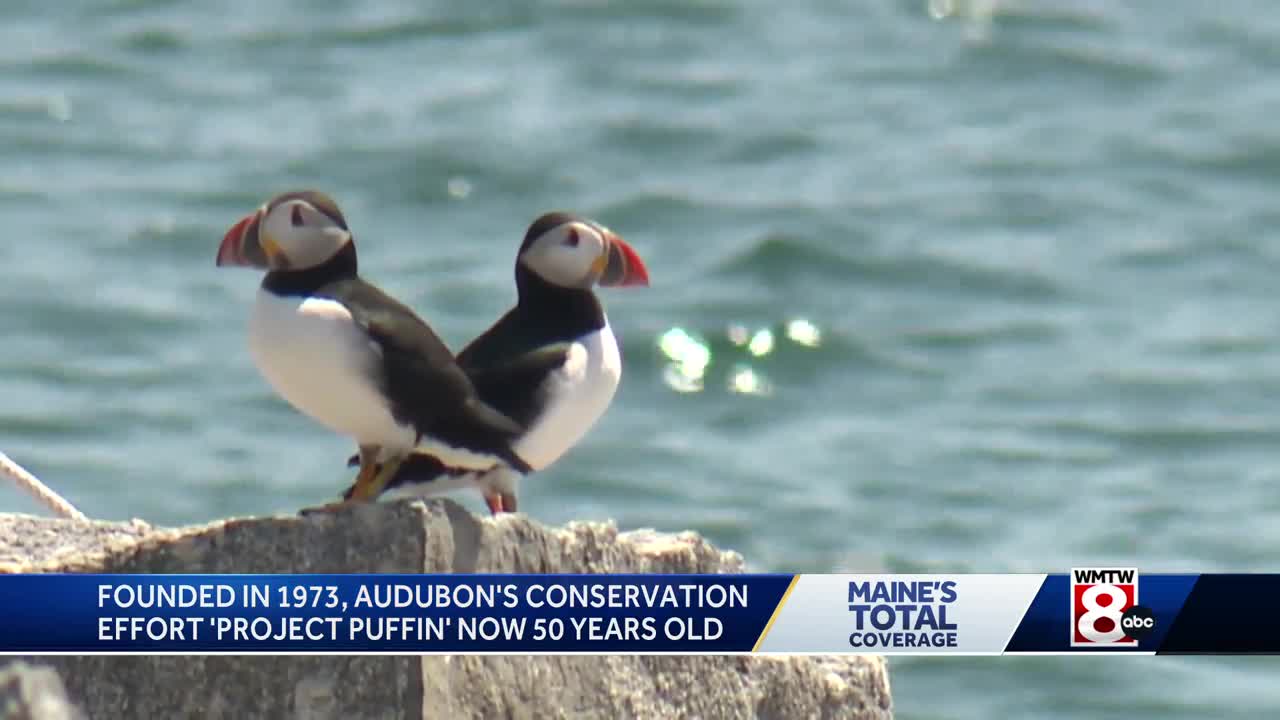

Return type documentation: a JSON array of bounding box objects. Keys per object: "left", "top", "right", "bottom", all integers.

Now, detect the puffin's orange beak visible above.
[
  {"left": 597, "top": 231, "right": 650, "bottom": 288},
  {"left": 216, "top": 210, "right": 270, "bottom": 268}
]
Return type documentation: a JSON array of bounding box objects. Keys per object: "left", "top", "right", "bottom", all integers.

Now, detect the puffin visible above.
[
  {"left": 215, "top": 190, "right": 529, "bottom": 505},
  {"left": 341, "top": 211, "right": 650, "bottom": 514}
]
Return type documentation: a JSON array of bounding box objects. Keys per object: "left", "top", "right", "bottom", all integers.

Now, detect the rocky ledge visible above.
[{"left": 0, "top": 500, "right": 892, "bottom": 719}]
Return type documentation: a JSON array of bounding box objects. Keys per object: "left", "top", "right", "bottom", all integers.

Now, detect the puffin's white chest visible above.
[
  {"left": 248, "top": 289, "right": 416, "bottom": 450},
  {"left": 515, "top": 322, "right": 622, "bottom": 470}
]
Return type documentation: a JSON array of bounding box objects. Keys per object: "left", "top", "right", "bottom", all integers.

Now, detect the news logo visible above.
[
  {"left": 846, "top": 579, "right": 958, "bottom": 650},
  {"left": 1070, "top": 567, "right": 1154, "bottom": 647}
]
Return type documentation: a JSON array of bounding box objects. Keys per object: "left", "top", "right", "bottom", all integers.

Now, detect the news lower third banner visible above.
[{"left": 0, "top": 570, "right": 1272, "bottom": 654}]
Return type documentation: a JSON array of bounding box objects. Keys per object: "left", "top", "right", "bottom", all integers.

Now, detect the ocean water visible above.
[{"left": 4, "top": 0, "right": 1280, "bottom": 716}]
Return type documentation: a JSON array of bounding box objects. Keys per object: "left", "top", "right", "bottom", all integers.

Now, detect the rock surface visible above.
[
  {"left": 1, "top": 500, "right": 892, "bottom": 719},
  {"left": 0, "top": 662, "right": 84, "bottom": 720}
]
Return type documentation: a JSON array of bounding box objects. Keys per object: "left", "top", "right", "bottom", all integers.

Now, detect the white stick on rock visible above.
[{"left": 0, "top": 451, "right": 87, "bottom": 522}]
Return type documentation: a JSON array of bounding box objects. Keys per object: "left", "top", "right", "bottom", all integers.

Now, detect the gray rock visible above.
[
  {"left": 0, "top": 662, "right": 84, "bottom": 720},
  {"left": 1, "top": 500, "right": 892, "bottom": 719}
]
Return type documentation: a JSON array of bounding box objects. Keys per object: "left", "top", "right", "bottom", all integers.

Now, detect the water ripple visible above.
[{"left": 718, "top": 233, "right": 1071, "bottom": 302}]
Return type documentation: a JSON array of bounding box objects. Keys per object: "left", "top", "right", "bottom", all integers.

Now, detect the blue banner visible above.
[
  {"left": 1155, "top": 574, "right": 1280, "bottom": 654},
  {"left": 0, "top": 574, "right": 793, "bottom": 653},
  {"left": 0, "top": 571, "right": 1271, "bottom": 654}
]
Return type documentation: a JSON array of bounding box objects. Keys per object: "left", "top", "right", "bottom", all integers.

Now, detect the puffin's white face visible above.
[
  {"left": 519, "top": 217, "right": 650, "bottom": 290},
  {"left": 216, "top": 191, "right": 352, "bottom": 272}
]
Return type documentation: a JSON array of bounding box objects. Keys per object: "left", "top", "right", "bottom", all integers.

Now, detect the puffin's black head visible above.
[
  {"left": 517, "top": 212, "right": 650, "bottom": 290},
  {"left": 216, "top": 190, "right": 353, "bottom": 272}
]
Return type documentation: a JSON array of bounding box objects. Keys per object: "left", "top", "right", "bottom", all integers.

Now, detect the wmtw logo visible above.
[{"left": 1070, "top": 568, "right": 1154, "bottom": 648}]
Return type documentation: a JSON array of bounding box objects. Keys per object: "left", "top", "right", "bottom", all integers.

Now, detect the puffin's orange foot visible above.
[
  {"left": 298, "top": 500, "right": 351, "bottom": 517},
  {"left": 482, "top": 491, "right": 518, "bottom": 515},
  {"left": 483, "top": 492, "right": 503, "bottom": 515}
]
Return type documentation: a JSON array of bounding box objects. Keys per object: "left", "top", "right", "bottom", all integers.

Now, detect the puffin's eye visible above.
[
  {"left": 563, "top": 228, "right": 580, "bottom": 247},
  {"left": 290, "top": 205, "right": 304, "bottom": 227}
]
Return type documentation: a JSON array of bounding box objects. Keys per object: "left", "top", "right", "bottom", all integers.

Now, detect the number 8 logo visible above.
[{"left": 1077, "top": 584, "right": 1128, "bottom": 644}]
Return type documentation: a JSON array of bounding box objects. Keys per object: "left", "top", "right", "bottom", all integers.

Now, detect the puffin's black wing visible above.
[
  {"left": 343, "top": 310, "right": 572, "bottom": 489},
  {"left": 466, "top": 343, "right": 572, "bottom": 428},
  {"left": 315, "top": 279, "right": 526, "bottom": 464},
  {"left": 456, "top": 308, "right": 575, "bottom": 426},
  {"left": 348, "top": 342, "right": 569, "bottom": 491},
  {"left": 455, "top": 308, "right": 529, "bottom": 369}
]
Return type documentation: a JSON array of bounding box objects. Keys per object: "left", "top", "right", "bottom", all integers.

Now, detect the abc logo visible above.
[{"left": 1120, "top": 606, "right": 1156, "bottom": 640}]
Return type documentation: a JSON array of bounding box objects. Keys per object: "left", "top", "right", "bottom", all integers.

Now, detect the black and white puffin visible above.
[
  {"left": 215, "top": 190, "right": 529, "bottom": 504},
  {"left": 342, "top": 211, "right": 650, "bottom": 514}
]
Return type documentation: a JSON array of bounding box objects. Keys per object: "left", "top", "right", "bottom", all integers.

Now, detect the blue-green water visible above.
[{"left": 4, "top": 0, "right": 1280, "bottom": 716}]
